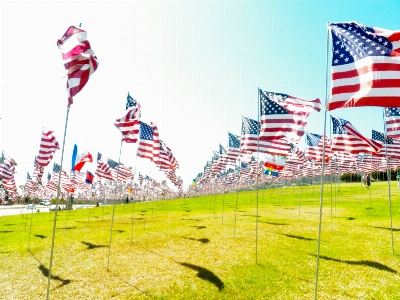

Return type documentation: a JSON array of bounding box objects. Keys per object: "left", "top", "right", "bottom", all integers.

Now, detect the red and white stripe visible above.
[
  {"left": 36, "top": 131, "right": 60, "bottom": 167},
  {"left": 57, "top": 26, "right": 99, "bottom": 106},
  {"left": 114, "top": 104, "right": 141, "bottom": 143}
]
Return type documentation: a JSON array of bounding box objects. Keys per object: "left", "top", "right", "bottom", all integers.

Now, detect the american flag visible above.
[
  {"left": 114, "top": 93, "right": 141, "bottom": 143},
  {"left": 0, "top": 153, "right": 15, "bottom": 181},
  {"left": 240, "top": 116, "right": 291, "bottom": 156},
  {"left": 226, "top": 132, "right": 241, "bottom": 165},
  {"left": 327, "top": 22, "right": 400, "bottom": 110},
  {"left": 385, "top": 107, "right": 400, "bottom": 138},
  {"left": 331, "top": 116, "right": 383, "bottom": 154},
  {"left": 35, "top": 131, "right": 60, "bottom": 167},
  {"left": 157, "top": 140, "right": 179, "bottom": 170},
  {"left": 372, "top": 129, "right": 400, "bottom": 159},
  {"left": 288, "top": 143, "right": 306, "bottom": 164},
  {"left": 305, "top": 132, "right": 333, "bottom": 162},
  {"left": 97, "top": 152, "right": 102, "bottom": 162},
  {"left": 259, "top": 89, "right": 321, "bottom": 143},
  {"left": 137, "top": 122, "right": 160, "bottom": 163},
  {"left": 57, "top": 26, "right": 99, "bottom": 107},
  {"left": 138, "top": 173, "right": 144, "bottom": 185},
  {"left": 95, "top": 158, "right": 113, "bottom": 181},
  {"left": 32, "top": 157, "right": 44, "bottom": 184}
]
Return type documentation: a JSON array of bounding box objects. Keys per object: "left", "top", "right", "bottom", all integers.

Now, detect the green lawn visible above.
[{"left": 0, "top": 181, "right": 399, "bottom": 299}]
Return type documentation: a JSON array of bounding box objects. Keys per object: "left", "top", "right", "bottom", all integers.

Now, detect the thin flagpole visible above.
[
  {"left": 234, "top": 158, "right": 241, "bottom": 238},
  {"left": 46, "top": 106, "right": 70, "bottom": 300},
  {"left": 314, "top": 23, "right": 330, "bottom": 300},
  {"left": 106, "top": 139, "right": 123, "bottom": 271},
  {"left": 382, "top": 108, "right": 395, "bottom": 255},
  {"left": 255, "top": 88, "right": 260, "bottom": 264}
]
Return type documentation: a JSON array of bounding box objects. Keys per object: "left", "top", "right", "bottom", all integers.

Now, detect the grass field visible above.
[{"left": 0, "top": 181, "right": 400, "bottom": 299}]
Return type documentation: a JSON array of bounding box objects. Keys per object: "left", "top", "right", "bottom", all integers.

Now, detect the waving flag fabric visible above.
[
  {"left": 73, "top": 152, "right": 93, "bottom": 172},
  {"left": 157, "top": 140, "right": 179, "bottom": 170},
  {"left": 85, "top": 171, "right": 94, "bottom": 184},
  {"left": 305, "top": 132, "right": 333, "bottom": 162},
  {"left": 33, "top": 157, "right": 44, "bottom": 184},
  {"left": 385, "top": 107, "right": 400, "bottom": 138},
  {"left": 327, "top": 22, "right": 400, "bottom": 110},
  {"left": 259, "top": 89, "right": 321, "bottom": 143},
  {"left": 114, "top": 93, "right": 141, "bottom": 143},
  {"left": 35, "top": 131, "right": 60, "bottom": 167},
  {"left": 137, "top": 122, "right": 160, "bottom": 162},
  {"left": 57, "top": 25, "right": 99, "bottom": 107},
  {"left": 240, "top": 117, "right": 291, "bottom": 156},
  {"left": 0, "top": 153, "right": 16, "bottom": 181},
  {"left": 331, "top": 116, "right": 383, "bottom": 154},
  {"left": 95, "top": 159, "right": 113, "bottom": 181},
  {"left": 372, "top": 129, "right": 400, "bottom": 158}
]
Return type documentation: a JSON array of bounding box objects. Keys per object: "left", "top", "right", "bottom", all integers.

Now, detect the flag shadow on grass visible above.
[
  {"left": 180, "top": 237, "right": 210, "bottom": 244},
  {"left": 373, "top": 226, "right": 400, "bottom": 232},
  {"left": 0, "top": 230, "right": 13, "bottom": 233},
  {"left": 181, "top": 218, "right": 201, "bottom": 221},
  {"left": 190, "top": 226, "right": 207, "bottom": 230},
  {"left": 81, "top": 241, "right": 108, "bottom": 250},
  {"left": 179, "top": 262, "right": 224, "bottom": 291},
  {"left": 39, "top": 264, "right": 72, "bottom": 287},
  {"left": 276, "top": 233, "right": 316, "bottom": 241},
  {"left": 34, "top": 234, "right": 46, "bottom": 239},
  {"left": 310, "top": 255, "right": 397, "bottom": 274},
  {"left": 29, "top": 252, "right": 72, "bottom": 288},
  {"left": 259, "top": 221, "right": 289, "bottom": 226}
]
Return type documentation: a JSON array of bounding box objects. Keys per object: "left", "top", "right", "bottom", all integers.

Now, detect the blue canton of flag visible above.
[
  {"left": 228, "top": 132, "right": 240, "bottom": 149},
  {"left": 307, "top": 133, "right": 322, "bottom": 146},
  {"left": 242, "top": 117, "right": 260, "bottom": 135},
  {"left": 372, "top": 129, "right": 392, "bottom": 144},
  {"left": 139, "top": 122, "right": 154, "bottom": 140},
  {"left": 107, "top": 158, "right": 119, "bottom": 169},
  {"left": 53, "top": 162, "right": 61, "bottom": 173},
  {"left": 97, "top": 152, "right": 102, "bottom": 162},
  {"left": 47, "top": 172, "right": 51, "bottom": 181},
  {"left": 126, "top": 92, "right": 137, "bottom": 109},
  {"left": 27, "top": 172, "right": 32, "bottom": 180},
  {"left": 330, "top": 22, "right": 393, "bottom": 67},
  {"left": 332, "top": 117, "right": 348, "bottom": 134}
]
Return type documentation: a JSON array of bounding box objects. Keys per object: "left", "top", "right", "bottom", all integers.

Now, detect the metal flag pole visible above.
[
  {"left": 382, "top": 108, "right": 395, "bottom": 255},
  {"left": 46, "top": 106, "right": 70, "bottom": 300},
  {"left": 255, "top": 88, "right": 261, "bottom": 264},
  {"left": 314, "top": 23, "right": 330, "bottom": 300},
  {"left": 106, "top": 139, "right": 123, "bottom": 271}
]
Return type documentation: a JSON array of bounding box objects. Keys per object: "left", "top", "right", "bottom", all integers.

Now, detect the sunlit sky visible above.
[{"left": 1, "top": 1, "right": 400, "bottom": 191}]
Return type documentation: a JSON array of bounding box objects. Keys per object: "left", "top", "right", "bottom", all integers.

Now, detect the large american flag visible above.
[
  {"left": 137, "top": 122, "right": 160, "bottom": 163},
  {"left": 259, "top": 89, "right": 321, "bottom": 143},
  {"left": 327, "top": 22, "right": 400, "bottom": 110},
  {"left": 331, "top": 116, "right": 383, "bottom": 154},
  {"left": 114, "top": 93, "right": 141, "bottom": 143},
  {"left": 35, "top": 131, "right": 60, "bottom": 167},
  {"left": 57, "top": 26, "right": 99, "bottom": 107},
  {"left": 240, "top": 116, "right": 291, "bottom": 156},
  {"left": 371, "top": 129, "right": 400, "bottom": 159},
  {"left": 385, "top": 107, "right": 400, "bottom": 138},
  {"left": 305, "top": 132, "right": 333, "bottom": 162}
]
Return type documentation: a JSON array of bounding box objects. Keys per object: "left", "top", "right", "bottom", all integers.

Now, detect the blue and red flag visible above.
[{"left": 85, "top": 171, "right": 94, "bottom": 184}]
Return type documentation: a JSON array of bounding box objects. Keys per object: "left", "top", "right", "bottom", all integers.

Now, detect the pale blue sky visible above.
[{"left": 1, "top": 1, "right": 399, "bottom": 190}]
